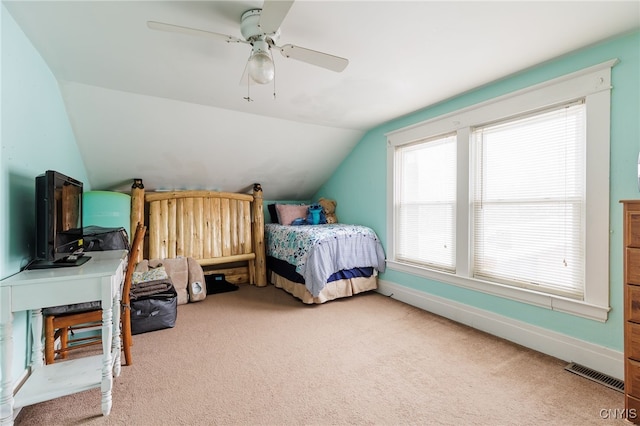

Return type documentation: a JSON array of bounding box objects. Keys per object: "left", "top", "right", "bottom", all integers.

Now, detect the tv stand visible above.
[
  {"left": 26, "top": 255, "right": 91, "bottom": 270},
  {"left": 0, "top": 250, "right": 127, "bottom": 425}
]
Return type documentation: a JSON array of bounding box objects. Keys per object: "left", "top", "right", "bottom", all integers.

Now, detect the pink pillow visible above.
[{"left": 276, "top": 204, "right": 309, "bottom": 226}]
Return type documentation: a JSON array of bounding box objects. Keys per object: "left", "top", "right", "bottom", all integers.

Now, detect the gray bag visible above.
[
  {"left": 130, "top": 279, "right": 177, "bottom": 335},
  {"left": 83, "top": 226, "right": 129, "bottom": 251}
]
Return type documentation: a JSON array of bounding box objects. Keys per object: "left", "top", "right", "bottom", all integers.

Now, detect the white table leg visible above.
[
  {"left": 29, "top": 309, "right": 43, "bottom": 368},
  {"left": 112, "top": 290, "right": 122, "bottom": 377},
  {"left": 0, "top": 287, "right": 14, "bottom": 425},
  {"left": 100, "top": 303, "right": 113, "bottom": 416}
]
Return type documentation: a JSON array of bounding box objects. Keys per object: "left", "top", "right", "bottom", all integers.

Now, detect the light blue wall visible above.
[
  {"left": 314, "top": 31, "right": 640, "bottom": 352},
  {"left": 1, "top": 4, "right": 89, "bottom": 386}
]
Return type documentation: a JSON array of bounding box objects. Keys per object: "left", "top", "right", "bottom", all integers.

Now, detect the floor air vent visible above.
[{"left": 565, "top": 362, "right": 624, "bottom": 393}]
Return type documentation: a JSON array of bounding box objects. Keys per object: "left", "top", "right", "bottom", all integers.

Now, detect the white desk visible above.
[{"left": 0, "top": 250, "right": 127, "bottom": 425}]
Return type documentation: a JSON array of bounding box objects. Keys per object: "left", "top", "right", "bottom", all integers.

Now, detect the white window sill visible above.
[{"left": 386, "top": 260, "right": 611, "bottom": 322}]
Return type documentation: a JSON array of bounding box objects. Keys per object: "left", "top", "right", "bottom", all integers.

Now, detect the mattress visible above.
[{"left": 265, "top": 223, "right": 386, "bottom": 303}]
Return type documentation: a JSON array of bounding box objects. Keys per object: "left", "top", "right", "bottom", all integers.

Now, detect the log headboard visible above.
[{"left": 129, "top": 180, "right": 266, "bottom": 286}]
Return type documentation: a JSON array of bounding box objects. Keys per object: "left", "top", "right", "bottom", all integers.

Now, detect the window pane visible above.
[
  {"left": 472, "top": 103, "right": 586, "bottom": 298},
  {"left": 396, "top": 134, "right": 456, "bottom": 271}
]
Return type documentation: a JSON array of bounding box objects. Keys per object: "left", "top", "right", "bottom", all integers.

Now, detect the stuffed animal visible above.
[
  {"left": 318, "top": 198, "right": 338, "bottom": 224},
  {"left": 306, "top": 203, "right": 326, "bottom": 225}
]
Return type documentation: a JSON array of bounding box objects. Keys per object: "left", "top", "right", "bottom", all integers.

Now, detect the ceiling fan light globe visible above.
[{"left": 248, "top": 51, "right": 275, "bottom": 84}]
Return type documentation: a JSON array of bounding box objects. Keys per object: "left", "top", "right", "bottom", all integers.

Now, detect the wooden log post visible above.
[
  {"left": 252, "top": 183, "right": 267, "bottom": 287},
  {"left": 130, "top": 179, "right": 145, "bottom": 263}
]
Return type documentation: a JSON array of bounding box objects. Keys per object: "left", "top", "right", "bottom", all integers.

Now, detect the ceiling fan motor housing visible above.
[{"left": 241, "top": 8, "right": 280, "bottom": 46}]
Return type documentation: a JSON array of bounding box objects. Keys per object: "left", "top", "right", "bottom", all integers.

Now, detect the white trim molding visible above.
[
  {"left": 386, "top": 260, "right": 611, "bottom": 322},
  {"left": 376, "top": 279, "right": 623, "bottom": 380}
]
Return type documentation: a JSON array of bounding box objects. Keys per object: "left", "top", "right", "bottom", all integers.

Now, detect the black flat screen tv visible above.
[{"left": 27, "top": 170, "right": 90, "bottom": 269}]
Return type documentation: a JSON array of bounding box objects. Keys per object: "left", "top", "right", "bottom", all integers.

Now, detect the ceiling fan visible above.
[{"left": 147, "top": 0, "right": 349, "bottom": 85}]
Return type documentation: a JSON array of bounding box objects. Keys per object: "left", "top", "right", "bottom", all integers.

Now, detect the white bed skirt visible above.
[{"left": 268, "top": 270, "right": 378, "bottom": 304}]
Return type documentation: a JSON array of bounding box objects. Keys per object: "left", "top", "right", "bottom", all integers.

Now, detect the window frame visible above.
[
  {"left": 394, "top": 133, "right": 458, "bottom": 273},
  {"left": 386, "top": 60, "right": 616, "bottom": 322}
]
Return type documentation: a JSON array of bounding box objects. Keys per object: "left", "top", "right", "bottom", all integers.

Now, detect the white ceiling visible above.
[{"left": 4, "top": 1, "right": 639, "bottom": 199}]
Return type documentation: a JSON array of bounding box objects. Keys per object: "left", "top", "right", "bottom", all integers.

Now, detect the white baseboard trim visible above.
[{"left": 377, "top": 279, "right": 624, "bottom": 380}]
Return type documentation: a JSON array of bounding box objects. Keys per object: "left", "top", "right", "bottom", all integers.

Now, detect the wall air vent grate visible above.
[{"left": 565, "top": 362, "right": 624, "bottom": 393}]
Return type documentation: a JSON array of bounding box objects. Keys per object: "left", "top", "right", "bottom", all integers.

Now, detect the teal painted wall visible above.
[
  {"left": 314, "top": 31, "right": 640, "bottom": 352},
  {"left": 1, "top": 4, "right": 89, "bottom": 385}
]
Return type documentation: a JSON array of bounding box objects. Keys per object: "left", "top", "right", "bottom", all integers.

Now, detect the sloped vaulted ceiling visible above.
[{"left": 4, "top": 1, "right": 639, "bottom": 199}]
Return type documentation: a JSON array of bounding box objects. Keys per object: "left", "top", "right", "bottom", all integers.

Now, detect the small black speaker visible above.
[{"left": 205, "top": 273, "right": 239, "bottom": 294}]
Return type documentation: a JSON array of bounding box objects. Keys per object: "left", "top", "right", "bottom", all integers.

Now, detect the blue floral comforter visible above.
[{"left": 265, "top": 223, "right": 386, "bottom": 297}]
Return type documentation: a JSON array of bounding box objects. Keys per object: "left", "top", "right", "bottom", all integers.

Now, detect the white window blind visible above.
[
  {"left": 395, "top": 134, "right": 457, "bottom": 272},
  {"left": 471, "top": 102, "right": 586, "bottom": 298}
]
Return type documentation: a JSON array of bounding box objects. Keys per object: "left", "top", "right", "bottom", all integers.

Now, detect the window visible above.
[
  {"left": 472, "top": 103, "right": 586, "bottom": 299},
  {"left": 386, "top": 60, "right": 615, "bottom": 321},
  {"left": 395, "top": 134, "right": 457, "bottom": 272}
]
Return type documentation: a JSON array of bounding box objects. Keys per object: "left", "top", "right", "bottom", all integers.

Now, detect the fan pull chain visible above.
[
  {"left": 272, "top": 55, "right": 277, "bottom": 99},
  {"left": 244, "top": 72, "right": 253, "bottom": 102}
]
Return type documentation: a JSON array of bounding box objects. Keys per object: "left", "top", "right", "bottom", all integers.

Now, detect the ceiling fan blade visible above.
[
  {"left": 258, "top": 0, "right": 295, "bottom": 34},
  {"left": 278, "top": 44, "right": 349, "bottom": 73},
  {"left": 147, "top": 21, "right": 247, "bottom": 44}
]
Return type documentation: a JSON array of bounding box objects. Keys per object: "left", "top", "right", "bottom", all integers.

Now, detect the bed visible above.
[
  {"left": 265, "top": 222, "right": 386, "bottom": 304},
  {"left": 128, "top": 180, "right": 385, "bottom": 304},
  {"left": 129, "top": 180, "right": 267, "bottom": 286}
]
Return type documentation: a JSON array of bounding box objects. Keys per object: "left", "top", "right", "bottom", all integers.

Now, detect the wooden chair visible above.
[{"left": 44, "top": 223, "right": 146, "bottom": 366}]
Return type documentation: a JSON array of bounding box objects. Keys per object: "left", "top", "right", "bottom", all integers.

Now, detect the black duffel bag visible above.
[
  {"left": 130, "top": 279, "right": 177, "bottom": 335},
  {"left": 83, "top": 226, "right": 129, "bottom": 251}
]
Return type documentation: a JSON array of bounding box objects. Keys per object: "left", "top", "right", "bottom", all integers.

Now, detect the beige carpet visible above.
[{"left": 15, "top": 284, "right": 624, "bottom": 425}]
